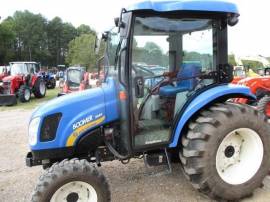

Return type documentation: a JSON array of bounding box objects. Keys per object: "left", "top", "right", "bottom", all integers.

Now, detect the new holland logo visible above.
[
  {"left": 66, "top": 113, "right": 105, "bottom": 146},
  {"left": 72, "top": 113, "right": 103, "bottom": 130}
]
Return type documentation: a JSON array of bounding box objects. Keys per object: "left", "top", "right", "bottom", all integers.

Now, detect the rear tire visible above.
[
  {"left": 18, "top": 85, "right": 31, "bottom": 102},
  {"left": 31, "top": 159, "right": 110, "bottom": 202},
  {"left": 258, "top": 96, "right": 270, "bottom": 118},
  {"left": 33, "top": 78, "right": 46, "bottom": 98},
  {"left": 180, "top": 102, "right": 270, "bottom": 201}
]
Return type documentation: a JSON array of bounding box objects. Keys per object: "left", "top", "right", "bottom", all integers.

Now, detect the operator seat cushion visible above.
[{"left": 159, "top": 63, "right": 201, "bottom": 97}]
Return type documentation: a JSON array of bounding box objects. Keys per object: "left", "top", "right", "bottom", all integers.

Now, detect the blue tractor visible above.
[
  {"left": 27, "top": 1, "right": 270, "bottom": 201},
  {"left": 39, "top": 71, "right": 56, "bottom": 89}
]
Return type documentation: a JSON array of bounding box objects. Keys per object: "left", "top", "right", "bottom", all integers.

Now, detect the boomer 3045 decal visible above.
[{"left": 66, "top": 113, "right": 105, "bottom": 146}]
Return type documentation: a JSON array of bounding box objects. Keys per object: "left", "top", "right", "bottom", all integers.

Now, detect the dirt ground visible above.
[{"left": 0, "top": 109, "right": 270, "bottom": 202}]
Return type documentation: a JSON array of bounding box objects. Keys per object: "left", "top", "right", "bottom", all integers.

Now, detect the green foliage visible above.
[
  {"left": 242, "top": 60, "right": 263, "bottom": 71},
  {"left": 12, "top": 11, "right": 48, "bottom": 62},
  {"left": 228, "top": 54, "right": 236, "bottom": 66},
  {"left": 0, "top": 10, "right": 96, "bottom": 67},
  {"left": 47, "top": 17, "right": 77, "bottom": 66},
  {"left": 0, "top": 18, "right": 16, "bottom": 63},
  {"left": 66, "top": 34, "right": 96, "bottom": 70},
  {"left": 77, "top": 24, "right": 96, "bottom": 36},
  {"left": 133, "top": 42, "right": 168, "bottom": 66}
]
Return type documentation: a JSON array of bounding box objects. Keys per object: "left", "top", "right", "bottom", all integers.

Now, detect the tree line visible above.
[{"left": 0, "top": 10, "right": 97, "bottom": 70}]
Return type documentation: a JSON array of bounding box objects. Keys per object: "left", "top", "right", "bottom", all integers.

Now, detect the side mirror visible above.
[
  {"left": 228, "top": 15, "right": 239, "bottom": 26},
  {"left": 134, "top": 76, "right": 144, "bottom": 98}
]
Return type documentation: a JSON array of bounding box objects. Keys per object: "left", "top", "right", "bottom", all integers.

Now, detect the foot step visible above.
[{"left": 143, "top": 148, "right": 172, "bottom": 174}]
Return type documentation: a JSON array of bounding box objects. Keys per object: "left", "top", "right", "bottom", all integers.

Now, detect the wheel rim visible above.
[
  {"left": 40, "top": 82, "right": 46, "bottom": 95},
  {"left": 24, "top": 89, "right": 31, "bottom": 100},
  {"left": 51, "top": 181, "right": 97, "bottom": 202},
  {"left": 216, "top": 128, "right": 264, "bottom": 185}
]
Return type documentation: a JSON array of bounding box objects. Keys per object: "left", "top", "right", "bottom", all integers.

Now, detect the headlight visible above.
[
  {"left": 40, "top": 113, "right": 62, "bottom": 142},
  {"left": 28, "top": 117, "right": 41, "bottom": 146}
]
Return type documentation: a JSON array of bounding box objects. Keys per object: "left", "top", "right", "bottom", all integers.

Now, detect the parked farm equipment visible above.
[
  {"left": 39, "top": 71, "right": 56, "bottom": 89},
  {"left": 0, "top": 62, "right": 46, "bottom": 106},
  {"left": 58, "top": 66, "right": 89, "bottom": 96},
  {"left": 234, "top": 68, "right": 270, "bottom": 117},
  {"left": 26, "top": 1, "right": 270, "bottom": 201}
]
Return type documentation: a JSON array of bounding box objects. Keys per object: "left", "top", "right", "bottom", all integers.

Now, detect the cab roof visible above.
[{"left": 126, "top": 0, "right": 239, "bottom": 15}]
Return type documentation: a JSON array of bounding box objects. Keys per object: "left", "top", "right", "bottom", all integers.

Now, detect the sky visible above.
[{"left": 0, "top": 0, "right": 269, "bottom": 56}]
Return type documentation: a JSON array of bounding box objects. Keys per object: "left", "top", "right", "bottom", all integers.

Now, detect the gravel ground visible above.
[{"left": 0, "top": 109, "right": 270, "bottom": 202}]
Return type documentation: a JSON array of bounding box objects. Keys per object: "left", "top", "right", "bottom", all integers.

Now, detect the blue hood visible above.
[
  {"left": 30, "top": 78, "right": 119, "bottom": 150},
  {"left": 32, "top": 88, "right": 104, "bottom": 118}
]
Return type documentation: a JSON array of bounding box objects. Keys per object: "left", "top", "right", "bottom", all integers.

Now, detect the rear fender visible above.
[{"left": 169, "top": 84, "right": 256, "bottom": 148}]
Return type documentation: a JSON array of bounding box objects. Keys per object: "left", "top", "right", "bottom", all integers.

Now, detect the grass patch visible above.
[{"left": 0, "top": 88, "right": 59, "bottom": 111}]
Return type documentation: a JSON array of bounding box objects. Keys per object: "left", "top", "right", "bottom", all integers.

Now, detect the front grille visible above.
[
  {"left": 40, "top": 113, "right": 62, "bottom": 142},
  {"left": 2, "top": 82, "right": 11, "bottom": 94}
]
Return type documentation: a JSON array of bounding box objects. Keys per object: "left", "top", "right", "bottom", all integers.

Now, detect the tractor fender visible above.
[
  {"left": 31, "top": 75, "right": 44, "bottom": 88},
  {"left": 169, "top": 84, "right": 256, "bottom": 148}
]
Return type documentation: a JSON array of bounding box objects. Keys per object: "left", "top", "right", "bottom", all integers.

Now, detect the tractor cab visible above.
[
  {"left": 6, "top": 62, "right": 40, "bottom": 86},
  {"left": 99, "top": 3, "right": 236, "bottom": 151},
  {"left": 9, "top": 62, "right": 39, "bottom": 76},
  {"left": 58, "top": 66, "right": 89, "bottom": 96}
]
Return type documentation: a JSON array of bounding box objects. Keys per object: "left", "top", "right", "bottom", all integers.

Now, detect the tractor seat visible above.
[{"left": 159, "top": 63, "right": 201, "bottom": 97}]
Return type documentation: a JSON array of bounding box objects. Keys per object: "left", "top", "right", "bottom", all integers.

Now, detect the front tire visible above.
[
  {"left": 31, "top": 159, "right": 110, "bottom": 202},
  {"left": 18, "top": 85, "right": 31, "bottom": 102},
  {"left": 180, "top": 102, "right": 270, "bottom": 201}
]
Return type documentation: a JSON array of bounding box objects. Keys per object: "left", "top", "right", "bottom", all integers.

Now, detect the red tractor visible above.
[
  {"left": 0, "top": 62, "right": 46, "bottom": 106},
  {"left": 234, "top": 68, "right": 270, "bottom": 117},
  {"left": 58, "top": 66, "right": 89, "bottom": 96}
]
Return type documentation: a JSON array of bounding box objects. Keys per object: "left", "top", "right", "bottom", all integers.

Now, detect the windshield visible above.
[
  {"left": 67, "top": 69, "right": 82, "bottom": 86},
  {"left": 10, "top": 63, "right": 28, "bottom": 75},
  {"left": 132, "top": 17, "right": 214, "bottom": 75}
]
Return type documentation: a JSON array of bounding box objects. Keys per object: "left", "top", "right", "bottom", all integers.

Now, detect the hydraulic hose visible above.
[{"left": 104, "top": 138, "right": 130, "bottom": 160}]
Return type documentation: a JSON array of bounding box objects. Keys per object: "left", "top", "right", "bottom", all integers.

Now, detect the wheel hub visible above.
[
  {"left": 66, "top": 192, "right": 79, "bottom": 202},
  {"left": 224, "top": 145, "right": 235, "bottom": 158},
  {"left": 25, "top": 89, "right": 31, "bottom": 100}
]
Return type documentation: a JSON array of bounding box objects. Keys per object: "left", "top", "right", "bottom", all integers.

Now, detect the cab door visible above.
[{"left": 130, "top": 17, "right": 172, "bottom": 150}]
